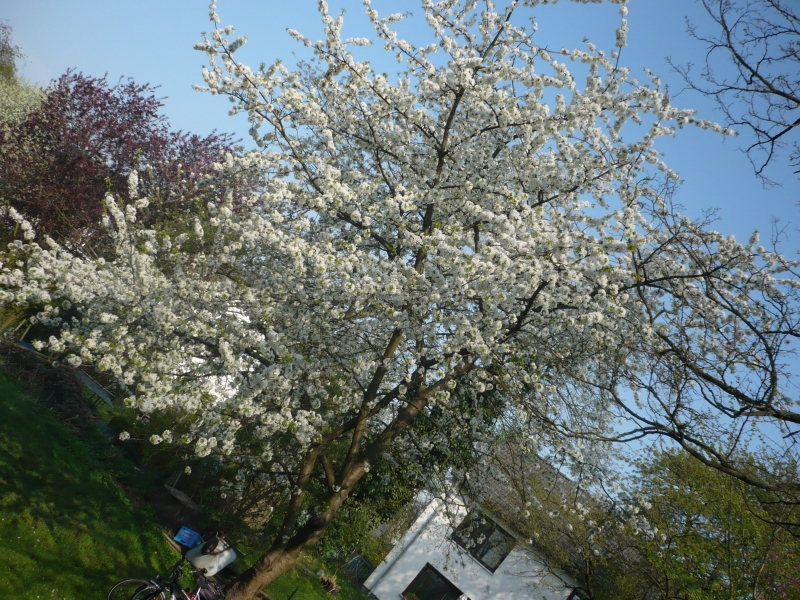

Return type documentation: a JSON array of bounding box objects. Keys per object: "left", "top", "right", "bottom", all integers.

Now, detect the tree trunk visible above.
[
  {"left": 223, "top": 463, "right": 363, "bottom": 599},
  {"left": 223, "top": 543, "right": 304, "bottom": 600},
  {"left": 223, "top": 362, "right": 473, "bottom": 599},
  {"left": 223, "top": 506, "right": 349, "bottom": 600}
]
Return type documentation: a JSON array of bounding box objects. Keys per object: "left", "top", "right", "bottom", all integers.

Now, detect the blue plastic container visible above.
[{"left": 174, "top": 526, "right": 203, "bottom": 548}]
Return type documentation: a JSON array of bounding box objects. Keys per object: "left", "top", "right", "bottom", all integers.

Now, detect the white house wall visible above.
[{"left": 364, "top": 499, "right": 576, "bottom": 600}]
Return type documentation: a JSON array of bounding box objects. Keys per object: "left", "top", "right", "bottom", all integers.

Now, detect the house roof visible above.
[
  {"left": 455, "top": 439, "right": 634, "bottom": 595},
  {"left": 460, "top": 440, "right": 586, "bottom": 537}
]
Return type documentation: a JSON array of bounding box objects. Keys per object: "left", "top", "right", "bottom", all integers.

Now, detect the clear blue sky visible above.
[{"left": 2, "top": 0, "right": 797, "bottom": 248}]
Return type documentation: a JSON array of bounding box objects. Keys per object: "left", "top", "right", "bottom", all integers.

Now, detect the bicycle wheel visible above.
[{"left": 107, "top": 578, "right": 166, "bottom": 600}]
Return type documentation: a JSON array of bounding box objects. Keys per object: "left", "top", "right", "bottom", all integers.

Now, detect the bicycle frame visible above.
[{"left": 108, "top": 556, "right": 218, "bottom": 600}]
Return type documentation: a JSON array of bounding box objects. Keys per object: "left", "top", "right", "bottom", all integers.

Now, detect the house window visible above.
[
  {"left": 452, "top": 511, "right": 515, "bottom": 572},
  {"left": 402, "top": 563, "right": 466, "bottom": 600}
]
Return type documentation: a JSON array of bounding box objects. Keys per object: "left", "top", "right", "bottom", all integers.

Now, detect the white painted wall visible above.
[{"left": 364, "top": 499, "right": 576, "bottom": 600}]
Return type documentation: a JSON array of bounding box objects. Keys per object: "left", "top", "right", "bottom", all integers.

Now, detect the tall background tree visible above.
[
  {"left": 504, "top": 444, "right": 800, "bottom": 599},
  {"left": 0, "top": 19, "right": 42, "bottom": 126},
  {"left": 0, "top": 71, "right": 246, "bottom": 252},
  {"left": 3, "top": 1, "right": 800, "bottom": 598},
  {"left": 0, "top": 18, "right": 22, "bottom": 83}
]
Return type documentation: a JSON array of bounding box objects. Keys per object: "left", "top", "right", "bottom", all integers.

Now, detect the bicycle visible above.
[{"left": 107, "top": 555, "right": 222, "bottom": 600}]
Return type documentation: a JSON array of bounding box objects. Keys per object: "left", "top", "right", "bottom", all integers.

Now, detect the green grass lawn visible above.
[
  {"left": 264, "top": 554, "right": 371, "bottom": 600},
  {"left": 0, "top": 372, "right": 174, "bottom": 599}
]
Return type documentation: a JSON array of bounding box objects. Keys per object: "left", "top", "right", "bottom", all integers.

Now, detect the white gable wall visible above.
[{"left": 364, "top": 499, "right": 576, "bottom": 600}]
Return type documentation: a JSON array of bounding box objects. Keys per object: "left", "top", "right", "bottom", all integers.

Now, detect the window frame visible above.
[
  {"left": 451, "top": 511, "right": 516, "bottom": 573},
  {"left": 401, "top": 562, "right": 466, "bottom": 600}
]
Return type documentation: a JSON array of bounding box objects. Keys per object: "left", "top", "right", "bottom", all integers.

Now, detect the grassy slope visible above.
[{"left": 0, "top": 372, "right": 174, "bottom": 599}]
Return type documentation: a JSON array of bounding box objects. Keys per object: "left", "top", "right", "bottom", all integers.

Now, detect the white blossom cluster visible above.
[{"left": 0, "top": 79, "right": 44, "bottom": 126}]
